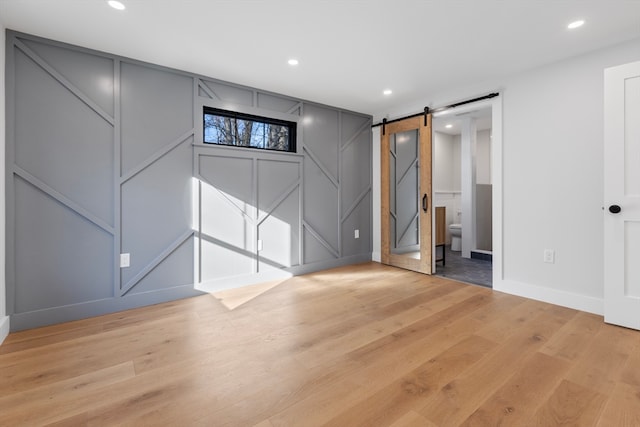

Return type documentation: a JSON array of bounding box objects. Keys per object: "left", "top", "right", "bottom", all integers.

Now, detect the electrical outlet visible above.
[
  {"left": 354, "top": 229, "right": 360, "bottom": 239},
  {"left": 257, "top": 240, "right": 263, "bottom": 251},
  {"left": 543, "top": 249, "right": 555, "bottom": 264},
  {"left": 120, "top": 253, "right": 130, "bottom": 268}
]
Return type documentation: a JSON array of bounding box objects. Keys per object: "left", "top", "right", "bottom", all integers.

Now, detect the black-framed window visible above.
[{"left": 203, "top": 107, "right": 296, "bottom": 153}]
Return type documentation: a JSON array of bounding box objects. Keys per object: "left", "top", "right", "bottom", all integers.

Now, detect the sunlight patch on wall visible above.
[{"left": 193, "top": 177, "right": 294, "bottom": 294}]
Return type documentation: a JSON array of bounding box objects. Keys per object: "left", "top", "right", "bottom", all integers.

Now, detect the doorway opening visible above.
[{"left": 432, "top": 104, "right": 493, "bottom": 287}]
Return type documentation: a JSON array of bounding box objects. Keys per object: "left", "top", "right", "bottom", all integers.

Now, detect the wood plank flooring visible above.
[{"left": 1, "top": 262, "right": 639, "bottom": 426}]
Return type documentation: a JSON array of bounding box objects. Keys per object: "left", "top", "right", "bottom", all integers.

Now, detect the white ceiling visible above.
[{"left": 1, "top": 0, "right": 639, "bottom": 119}]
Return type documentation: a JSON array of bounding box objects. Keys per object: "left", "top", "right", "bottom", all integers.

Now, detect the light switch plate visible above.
[{"left": 543, "top": 249, "right": 555, "bottom": 264}]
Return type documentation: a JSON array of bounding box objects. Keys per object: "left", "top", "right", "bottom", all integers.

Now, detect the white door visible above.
[{"left": 604, "top": 60, "right": 640, "bottom": 330}]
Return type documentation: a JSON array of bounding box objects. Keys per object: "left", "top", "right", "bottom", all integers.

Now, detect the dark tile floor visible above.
[{"left": 434, "top": 245, "right": 492, "bottom": 288}]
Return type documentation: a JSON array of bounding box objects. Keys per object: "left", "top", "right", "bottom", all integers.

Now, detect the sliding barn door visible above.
[{"left": 381, "top": 114, "right": 433, "bottom": 274}]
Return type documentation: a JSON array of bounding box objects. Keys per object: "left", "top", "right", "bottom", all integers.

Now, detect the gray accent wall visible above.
[{"left": 5, "top": 31, "right": 372, "bottom": 331}]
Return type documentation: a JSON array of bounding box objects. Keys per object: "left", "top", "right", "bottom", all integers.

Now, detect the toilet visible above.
[{"left": 449, "top": 223, "right": 462, "bottom": 251}]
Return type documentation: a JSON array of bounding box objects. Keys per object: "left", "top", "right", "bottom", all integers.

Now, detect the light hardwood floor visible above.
[{"left": 1, "top": 262, "right": 639, "bottom": 426}]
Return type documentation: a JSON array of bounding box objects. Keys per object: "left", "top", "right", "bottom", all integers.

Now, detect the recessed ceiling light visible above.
[
  {"left": 108, "top": 0, "right": 126, "bottom": 10},
  {"left": 288, "top": 59, "right": 299, "bottom": 66},
  {"left": 383, "top": 89, "right": 392, "bottom": 96},
  {"left": 445, "top": 124, "right": 453, "bottom": 129},
  {"left": 567, "top": 20, "right": 585, "bottom": 29}
]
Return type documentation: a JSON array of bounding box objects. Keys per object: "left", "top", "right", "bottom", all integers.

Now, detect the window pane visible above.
[{"left": 203, "top": 109, "right": 295, "bottom": 153}]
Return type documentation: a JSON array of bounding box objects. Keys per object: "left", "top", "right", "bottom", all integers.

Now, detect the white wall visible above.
[
  {"left": 0, "top": 24, "right": 9, "bottom": 344},
  {"left": 452, "top": 135, "right": 461, "bottom": 191},
  {"left": 373, "top": 36, "right": 640, "bottom": 315},
  {"left": 435, "top": 129, "right": 490, "bottom": 188},
  {"left": 497, "top": 39, "right": 640, "bottom": 311},
  {"left": 433, "top": 131, "right": 455, "bottom": 191},
  {"left": 433, "top": 131, "right": 461, "bottom": 243}
]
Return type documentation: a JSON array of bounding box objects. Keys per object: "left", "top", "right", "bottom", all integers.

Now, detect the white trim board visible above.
[
  {"left": 494, "top": 279, "right": 603, "bottom": 316},
  {"left": 0, "top": 316, "right": 10, "bottom": 346}
]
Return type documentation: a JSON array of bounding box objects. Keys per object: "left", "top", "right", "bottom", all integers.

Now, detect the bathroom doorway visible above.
[{"left": 431, "top": 103, "right": 493, "bottom": 287}]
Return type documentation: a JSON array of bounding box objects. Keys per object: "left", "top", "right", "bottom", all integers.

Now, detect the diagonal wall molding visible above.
[
  {"left": 14, "top": 38, "right": 115, "bottom": 126},
  {"left": 286, "top": 102, "right": 303, "bottom": 115},
  {"left": 257, "top": 179, "right": 301, "bottom": 226},
  {"left": 341, "top": 187, "right": 371, "bottom": 224},
  {"left": 341, "top": 120, "right": 371, "bottom": 152},
  {"left": 196, "top": 171, "right": 255, "bottom": 224},
  {"left": 121, "top": 229, "right": 194, "bottom": 296},
  {"left": 303, "top": 146, "right": 339, "bottom": 188},
  {"left": 13, "top": 165, "right": 115, "bottom": 235},
  {"left": 198, "top": 79, "right": 220, "bottom": 100},
  {"left": 303, "top": 221, "right": 339, "bottom": 258},
  {"left": 121, "top": 130, "right": 194, "bottom": 184}
]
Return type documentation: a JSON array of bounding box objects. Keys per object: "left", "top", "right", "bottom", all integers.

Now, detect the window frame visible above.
[{"left": 203, "top": 106, "right": 297, "bottom": 153}]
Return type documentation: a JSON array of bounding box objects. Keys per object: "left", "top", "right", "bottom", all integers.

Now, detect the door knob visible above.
[{"left": 609, "top": 205, "right": 622, "bottom": 214}]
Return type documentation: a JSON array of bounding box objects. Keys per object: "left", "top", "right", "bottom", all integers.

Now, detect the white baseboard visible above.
[
  {"left": 494, "top": 279, "right": 603, "bottom": 316},
  {"left": 0, "top": 315, "right": 10, "bottom": 345}
]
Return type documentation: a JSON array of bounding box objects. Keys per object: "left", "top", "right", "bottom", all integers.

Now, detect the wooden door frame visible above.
[{"left": 381, "top": 114, "right": 433, "bottom": 274}]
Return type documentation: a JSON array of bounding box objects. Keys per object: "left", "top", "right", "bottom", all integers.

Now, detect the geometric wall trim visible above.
[
  {"left": 303, "top": 108, "right": 373, "bottom": 263},
  {"left": 6, "top": 30, "right": 372, "bottom": 331}
]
